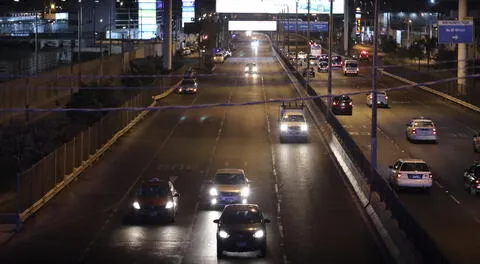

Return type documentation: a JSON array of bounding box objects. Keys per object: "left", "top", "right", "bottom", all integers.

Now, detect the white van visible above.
[{"left": 343, "top": 59, "right": 359, "bottom": 76}]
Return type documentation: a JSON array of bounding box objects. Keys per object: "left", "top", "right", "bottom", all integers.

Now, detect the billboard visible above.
[
  {"left": 228, "top": 21, "right": 277, "bottom": 31},
  {"left": 138, "top": 0, "right": 157, "bottom": 39},
  {"left": 182, "top": 0, "right": 195, "bottom": 28},
  {"left": 217, "top": 0, "right": 344, "bottom": 14}
]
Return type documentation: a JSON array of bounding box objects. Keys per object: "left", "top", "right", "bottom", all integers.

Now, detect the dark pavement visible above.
[{"left": 0, "top": 34, "right": 389, "bottom": 264}]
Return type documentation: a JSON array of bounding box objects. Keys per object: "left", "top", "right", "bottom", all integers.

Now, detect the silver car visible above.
[
  {"left": 177, "top": 78, "right": 198, "bottom": 94},
  {"left": 405, "top": 117, "right": 438, "bottom": 143},
  {"left": 366, "top": 91, "right": 388, "bottom": 108},
  {"left": 389, "top": 159, "right": 433, "bottom": 192}
]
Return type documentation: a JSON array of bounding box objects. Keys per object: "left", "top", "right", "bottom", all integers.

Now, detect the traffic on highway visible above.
[
  {"left": 0, "top": 33, "right": 390, "bottom": 263},
  {"left": 284, "top": 33, "right": 480, "bottom": 263}
]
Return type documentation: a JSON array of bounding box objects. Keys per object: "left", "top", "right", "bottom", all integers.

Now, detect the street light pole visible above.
[
  {"left": 327, "top": 0, "right": 333, "bottom": 108},
  {"left": 369, "top": 0, "right": 380, "bottom": 202},
  {"left": 306, "top": 0, "right": 311, "bottom": 90},
  {"left": 287, "top": 4, "right": 290, "bottom": 55},
  {"left": 295, "top": 0, "right": 299, "bottom": 72}
]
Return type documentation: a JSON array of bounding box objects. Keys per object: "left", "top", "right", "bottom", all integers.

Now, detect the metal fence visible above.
[
  {"left": 276, "top": 49, "right": 449, "bottom": 263},
  {"left": 14, "top": 69, "right": 182, "bottom": 216}
]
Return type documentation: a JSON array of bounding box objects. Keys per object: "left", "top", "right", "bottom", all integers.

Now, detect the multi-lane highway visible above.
[
  {"left": 300, "top": 53, "right": 480, "bottom": 263},
  {"left": 0, "top": 35, "right": 390, "bottom": 263}
]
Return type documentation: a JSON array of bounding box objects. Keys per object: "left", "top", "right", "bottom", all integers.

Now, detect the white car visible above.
[
  {"left": 389, "top": 159, "right": 433, "bottom": 192},
  {"left": 343, "top": 59, "right": 359, "bottom": 76},
  {"left": 366, "top": 91, "right": 388, "bottom": 108},
  {"left": 213, "top": 53, "right": 225, "bottom": 63},
  {"left": 405, "top": 117, "right": 438, "bottom": 143},
  {"left": 244, "top": 63, "right": 258, "bottom": 74},
  {"left": 279, "top": 103, "right": 308, "bottom": 143},
  {"left": 297, "top": 51, "right": 307, "bottom": 60}
]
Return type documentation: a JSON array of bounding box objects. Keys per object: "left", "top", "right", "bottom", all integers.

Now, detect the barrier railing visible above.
[
  {"left": 6, "top": 66, "right": 184, "bottom": 226},
  {"left": 275, "top": 48, "right": 449, "bottom": 263}
]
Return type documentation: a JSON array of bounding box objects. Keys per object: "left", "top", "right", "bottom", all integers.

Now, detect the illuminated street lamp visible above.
[{"left": 407, "top": 19, "right": 412, "bottom": 48}]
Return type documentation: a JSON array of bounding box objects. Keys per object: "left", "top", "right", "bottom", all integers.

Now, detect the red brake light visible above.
[
  {"left": 333, "top": 101, "right": 338, "bottom": 105},
  {"left": 412, "top": 129, "right": 416, "bottom": 134},
  {"left": 361, "top": 50, "right": 367, "bottom": 54},
  {"left": 432, "top": 128, "right": 437, "bottom": 135},
  {"left": 349, "top": 102, "right": 352, "bottom": 106}
]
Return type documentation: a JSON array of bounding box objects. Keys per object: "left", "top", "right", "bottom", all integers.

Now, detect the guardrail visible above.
[
  {"left": 275, "top": 48, "right": 449, "bottom": 263},
  {"left": 0, "top": 67, "right": 184, "bottom": 228}
]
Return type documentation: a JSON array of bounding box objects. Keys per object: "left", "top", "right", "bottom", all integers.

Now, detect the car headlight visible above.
[
  {"left": 219, "top": 230, "right": 230, "bottom": 239},
  {"left": 209, "top": 187, "right": 218, "bottom": 196},
  {"left": 165, "top": 201, "right": 174, "bottom": 209},
  {"left": 253, "top": 230, "right": 264, "bottom": 238},
  {"left": 133, "top": 201, "right": 140, "bottom": 210},
  {"left": 245, "top": 67, "right": 249, "bottom": 71},
  {"left": 240, "top": 187, "right": 250, "bottom": 197},
  {"left": 280, "top": 124, "right": 288, "bottom": 131},
  {"left": 301, "top": 124, "right": 308, "bottom": 131}
]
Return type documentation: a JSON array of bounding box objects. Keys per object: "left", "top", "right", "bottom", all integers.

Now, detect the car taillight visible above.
[
  {"left": 349, "top": 102, "right": 352, "bottom": 106},
  {"left": 384, "top": 96, "right": 388, "bottom": 99},
  {"left": 412, "top": 129, "right": 416, "bottom": 134},
  {"left": 475, "top": 179, "right": 479, "bottom": 184},
  {"left": 397, "top": 173, "right": 402, "bottom": 178},
  {"left": 333, "top": 101, "right": 338, "bottom": 105},
  {"left": 429, "top": 174, "right": 433, "bottom": 179},
  {"left": 432, "top": 128, "right": 437, "bottom": 135}
]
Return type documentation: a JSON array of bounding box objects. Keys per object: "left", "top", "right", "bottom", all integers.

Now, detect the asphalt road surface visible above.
[
  {"left": 0, "top": 34, "right": 390, "bottom": 264},
  {"left": 301, "top": 55, "right": 480, "bottom": 263}
]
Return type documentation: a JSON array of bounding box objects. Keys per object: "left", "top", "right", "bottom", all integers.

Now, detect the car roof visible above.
[
  {"left": 397, "top": 159, "right": 427, "bottom": 164},
  {"left": 344, "top": 59, "right": 358, "bottom": 63},
  {"left": 283, "top": 109, "right": 304, "bottom": 115},
  {"left": 141, "top": 178, "right": 170, "bottom": 187},
  {"left": 215, "top": 168, "right": 245, "bottom": 175},
  {"left": 334, "top": 95, "right": 351, "bottom": 100},
  {"left": 223, "top": 204, "right": 260, "bottom": 212},
  {"left": 411, "top": 117, "right": 433, "bottom": 122}
]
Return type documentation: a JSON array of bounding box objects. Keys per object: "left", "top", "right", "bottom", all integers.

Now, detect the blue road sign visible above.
[
  {"left": 438, "top": 20, "right": 474, "bottom": 44},
  {"left": 281, "top": 21, "right": 328, "bottom": 33}
]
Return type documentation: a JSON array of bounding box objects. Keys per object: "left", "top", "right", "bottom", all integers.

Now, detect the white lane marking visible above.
[
  {"left": 261, "top": 64, "right": 288, "bottom": 264},
  {"left": 77, "top": 95, "right": 202, "bottom": 263},
  {"left": 434, "top": 181, "right": 444, "bottom": 188},
  {"left": 449, "top": 194, "right": 462, "bottom": 205}
]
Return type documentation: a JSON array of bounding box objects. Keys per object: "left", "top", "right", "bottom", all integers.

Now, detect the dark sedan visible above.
[
  {"left": 332, "top": 95, "right": 353, "bottom": 115},
  {"left": 213, "top": 204, "right": 271, "bottom": 258}
]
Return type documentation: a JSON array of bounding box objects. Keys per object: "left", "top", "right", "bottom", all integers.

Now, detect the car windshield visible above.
[
  {"left": 136, "top": 185, "right": 169, "bottom": 197},
  {"left": 334, "top": 96, "right": 350, "bottom": 101},
  {"left": 413, "top": 121, "right": 434, "bottom": 127},
  {"left": 221, "top": 209, "right": 262, "bottom": 224},
  {"left": 346, "top": 62, "right": 357, "bottom": 67},
  {"left": 214, "top": 173, "right": 246, "bottom": 184},
  {"left": 320, "top": 62, "right": 328, "bottom": 66},
  {"left": 282, "top": 114, "right": 305, "bottom": 122},
  {"left": 181, "top": 79, "right": 195, "bottom": 86},
  {"left": 400, "top": 162, "right": 430, "bottom": 172}
]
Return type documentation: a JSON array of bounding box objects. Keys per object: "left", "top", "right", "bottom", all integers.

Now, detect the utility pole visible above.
[
  {"left": 369, "top": 0, "right": 380, "bottom": 202},
  {"left": 458, "top": 0, "right": 467, "bottom": 94},
  {"left": 163, "top": 0, "right": 172, "bottom": 70},
  {"left": 109, "top": 5, "right": 112, "bottom": 55},
  {"left": 295, "top": 0, "right": 299, "bottom": 72},
  {"left": 327, "top": 0, "right": 333, "bottom": 108},
  {"left": 287, "top": 5, "right": 290, "bottom": 55},
  {"left": 306, "top": 0, "right": 311, "bottom": 90},
  {"left": 344, "top": 0, "right": 349, "bottom": 56}
]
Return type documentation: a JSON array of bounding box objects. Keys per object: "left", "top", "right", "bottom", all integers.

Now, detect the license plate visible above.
[
  {"left": 409, "top": 174, "right": 422, "bottom": 179},
  {"left": 236, "top": 241, "right": 247, "bottom": 247}
]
